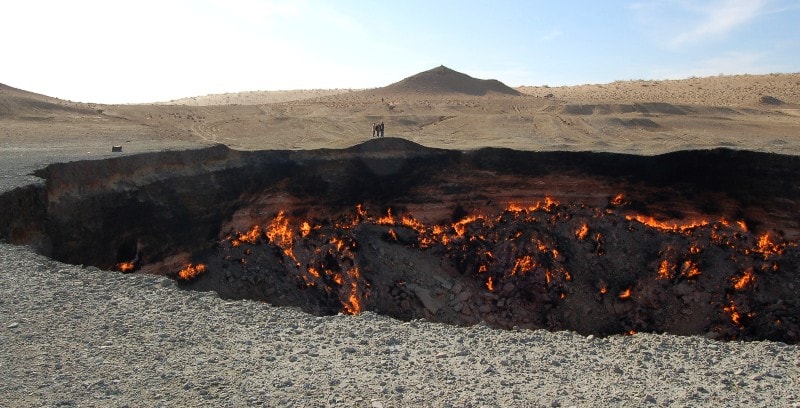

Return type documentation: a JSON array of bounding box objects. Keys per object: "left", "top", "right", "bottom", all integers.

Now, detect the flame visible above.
[
  {"left": 300, "top": 221, "right": 312, "bottom": 237},
  {"left": 723, "top": 301, "right": 743, "bottom": 327},
  {"left": 453, "top": 215, "right": 482, "bottom": 237},
  {"left": 355, "top": 203, "right": 367, "bottom": 218},
  {"left": 307, "top": 266, "right": 321, "bottom": 278},
  {"left": 680, "top": 261, "right": 701, "bottom": 279},
  {"left": 387, "top": 228, "right": 398, "bottom": 241},
  {"left": 233, "top": 224, "right": 261, "bottom": 247},
  {"left": 657, "top": 259, "right": 674, "bottom": 280},
  {"left": 756, "top": 232, "right": 784, "bottom": 256},
  {"left": 626, "top": 214, "right": 708, "bottom": 233},
  {"left": 511, "top": 255, "right": 535, "bottom": 276},
  {"left": 401, "top": 215, "right": 425, "bottom": 231},
  {"left": 177, "top": 263, "right": 207, "bottom": 281},
  {"left": 610, "top": 193, "right": 625, "bottom": 205},
  {"left": 618, "top": 288, "right": 632, "bottom": 300},
  {"left": 486, "top": 276, "right": 495, "bottom": 291},
  {"left": 576, "top": 224, "right": 589, "bottom": 240},
  {"left": 733, "top": 268, "right": 756, "bottom": 291},
  {"left": 599, "top": 282, "right": 608, "bottom": 295},
  {"left": 376, "top": 209, "right": 395, "bottom": 225},
  {"left": 544, "top": 269, "right": 554, "bottom": 285},
  {"left": 265, "top": 211, "right": 295, "bottom": 259},
  {"left": 342, "top": 267, "right": 362, "bottom": 315},
  {"left": 116, "top": 262, "right": 135, "bottom": 273},
  {"left": 736, "top": 220, "right": 748, "bottom": 232}
]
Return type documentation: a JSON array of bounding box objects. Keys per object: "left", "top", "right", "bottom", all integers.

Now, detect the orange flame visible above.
[
  {"left": 300, "top": 221, "right": 312, "bottom": 238},
  {"left": 626, "top": 214, "right": 709, "bottom": 233},
  {"left": 680, "top": 261, "right": 702, "bottom": 279},
  {"left": 576, "top": 224, "right": 589, "bottom": 240},
  {"left": 453, "top": 215, "right": 482, "bottom": 237},
  {"left": 376, "top": 209, "right": 395, "bottom": 225},
  {"left": 733, "top": 268, "right": 756, "bottom": 291},
  {"left": 610, "top": 193, "right": 625, "bottom": 205},
  {"left": 178, "top": 263, "right": 207, "bottom": 281},
  {"left": 736, "top": 220, "right": 748, "bottom": 232},
  {"left": 233, "top": 224, "right": 261, "bottom": 247},
  {"left": 265, "top": 211, "right": 295, "bottom": 260},
  {"left": 342, "top": 267, "right": 362, "bottom": 315},
  {"left": 486, "top": 276, "right": 495, "bottom": 292},
  {"left": 618, "top": 288, "right": 632, "bottom": 300},
  {"left": 511, "top": 255, "right": 535, "bottom": 276},
  {"left": 116, "top": 262, "right": 135, "bottom": 273},
  {"left": 657, "top": 259, "right": 674, "bottom": 280},
  {"left": 723, "top": 301, "right": 743, "bottom": 327}
]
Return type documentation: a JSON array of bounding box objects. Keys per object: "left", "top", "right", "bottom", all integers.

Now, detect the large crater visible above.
[{"left": 2, "top": 138, "right": 799, "bottom": 343}]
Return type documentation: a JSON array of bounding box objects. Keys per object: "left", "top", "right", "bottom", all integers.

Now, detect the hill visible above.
[{"left": 377, "top": 65, "right": 521, "bottom": 96}]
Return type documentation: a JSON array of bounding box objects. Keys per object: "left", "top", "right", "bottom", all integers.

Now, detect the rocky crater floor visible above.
[{"left": 2, "top": 139, "right": 800, "bottom": 406}]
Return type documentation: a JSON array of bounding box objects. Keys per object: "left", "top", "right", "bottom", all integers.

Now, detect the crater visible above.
[{"left": 2, "top": 138, "right": 799, "bottom": 343}]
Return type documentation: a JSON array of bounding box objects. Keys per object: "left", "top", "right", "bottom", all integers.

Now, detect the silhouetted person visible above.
[
  {"left": 379, "top": 121, "right": 385, "bottom": 137},
  {"left": 372, "top": 122, "right": 377, "bottom": 137}
]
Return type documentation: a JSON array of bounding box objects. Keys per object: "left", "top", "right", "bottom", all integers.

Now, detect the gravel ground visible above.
[{"left": 1, "top": 243, "right": 799, "bottom": 407}]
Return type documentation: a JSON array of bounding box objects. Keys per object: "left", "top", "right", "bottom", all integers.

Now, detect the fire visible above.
[
  {"left": 511, "top": 255, "right": 536, "bottom": 276},
  {"left": 733, "top": 268, "right": 756, "bottom": 291},
  {"left": 232, "top": 224, "right": 261, "bottom": 247},
  {"left": 376, "top": 208, "right": 395, "bottom": 225},
  {"left": 453, "top": 215, "right": 482, "bottom": 237},
  {"left": 755, "top": 232, "right": 784, "bottom": 256},
  {"left": 266, "top": 211, "right": 295, "bottom": 259},
  {"left": 736, "top": 220, "right": 748, "bottom": 231},
  {"left": 506, "top": 203, "right": 524, "bottom": 213},
  {"left": 610, "top": 193, "right": 625, "bottom": 206},
  {"left": 300, "top": 221, "right": 312, "bottom": 237},
  {"left": 625, "top": 214, "right": 708, "bottom": 233},
  {"left": 355, "top": 203, "right": 367, "bottom": 217},
  {"left": 341, "top": 267, "right": 362, "bottom": 315},
  {"left": 657, "top": 259, "right": 674, "bottom": 280},
  {"left": 576, "top": 224, "right": 589, "bottom": 240},
  {"left": 486, "top": 276, "right": 495, "bottom": 291},
  {"left": 680, "top": 261, "right": 701, "bottom": 279},
  {"left": 401, "top": 215, "right": 425, "bottom": 231},
  {"left": 618, "top": 288, "right": 632, "bottom": 300},
  {"left": 599, "top": 282, "right": 608, "bottom": 295},
  {"left": 387, "top": 228, "right": 398, "bottom": 241},
  {"left": 307, "top": 266, "right": 321, "bottom": 278},
  {"left": 723, "top": 301, "right": 743, "bottom": 327},
  {"left": 116, "top": 261, "right": 135, "bottom": 273},
  {"left": 177, "top": 263, "right": 207, "bottom": 281}
]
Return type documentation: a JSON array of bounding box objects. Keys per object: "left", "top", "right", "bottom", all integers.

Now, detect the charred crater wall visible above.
[{"left": 2, "top": 138, "right": 799, "bottom": 342}]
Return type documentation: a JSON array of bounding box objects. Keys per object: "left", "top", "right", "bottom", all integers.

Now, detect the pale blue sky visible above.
[{"left": 3, "top": 0, "right": 798, "bottom": 103}]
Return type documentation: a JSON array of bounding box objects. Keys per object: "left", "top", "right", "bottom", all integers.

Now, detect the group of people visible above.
[{"left": 371, "top": 122, "right": 385, "bottom": 137}]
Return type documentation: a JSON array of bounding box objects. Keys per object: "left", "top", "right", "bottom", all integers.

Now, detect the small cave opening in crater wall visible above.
[{"left": 2, "top": 138, "right": 800, "bottom": 343}]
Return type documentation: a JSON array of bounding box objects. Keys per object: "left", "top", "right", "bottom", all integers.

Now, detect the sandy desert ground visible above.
[
  {"left": 2, "top": 66, "right": 799, "bottom": 157},
  {"left": 2, "top": 66, "right": 800, "bottom": 406}
]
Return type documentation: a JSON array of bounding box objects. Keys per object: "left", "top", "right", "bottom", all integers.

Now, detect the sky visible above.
[{"left": 2, "top": 0, "right": 799, "bottom": 104}]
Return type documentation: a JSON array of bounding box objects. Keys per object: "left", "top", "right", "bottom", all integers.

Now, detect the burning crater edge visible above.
[{"left": 1, "top": 138, "right": 799, "bottom": 343}]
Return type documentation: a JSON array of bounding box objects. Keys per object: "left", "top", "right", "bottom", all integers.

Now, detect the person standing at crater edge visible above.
[
  {"left": 379, "top": 121, "right": 385, "bottom": 137},
  {"left": 371, "top": 122, "right": 377, "bottom": 138}
]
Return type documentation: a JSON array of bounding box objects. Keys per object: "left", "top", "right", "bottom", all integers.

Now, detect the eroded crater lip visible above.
[{"left": 2, "top": 139, "right": 798, "bottom": 343}]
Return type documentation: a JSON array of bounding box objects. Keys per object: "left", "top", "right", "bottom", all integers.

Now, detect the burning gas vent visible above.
[{"left": 2, "top": 139, "right": 798, "bottom": 343}]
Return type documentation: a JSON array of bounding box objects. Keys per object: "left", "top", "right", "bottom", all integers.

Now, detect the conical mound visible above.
[{"left": 379, "top": 66, "right": 520, "bottom": 96}]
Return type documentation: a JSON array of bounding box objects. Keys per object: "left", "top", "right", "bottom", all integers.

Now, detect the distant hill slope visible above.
[
  {"left": 377, "top": 66, "right": 521, "bottom": 96},
  {"left": 516, "top": 73, "right": 800, "bottom": 107},
  {"left": 0, "top": 83, "right": 98, "bottom": 118},
  {"left": 157, "top": 89, "right": 357, "bottom": 106}
]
